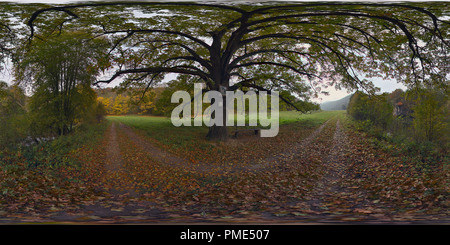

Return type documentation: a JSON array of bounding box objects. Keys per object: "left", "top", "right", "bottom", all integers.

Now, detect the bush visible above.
[
  {"left": 412, "top": 89, "right": 448, "bottom": 143},
  {"left": 347, "top": 91, "right": 393, "bottom": 130}
]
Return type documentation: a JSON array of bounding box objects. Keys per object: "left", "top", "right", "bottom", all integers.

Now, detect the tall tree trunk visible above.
[{"left": 205, "top": 32, "right": 230, "bottom": 141}]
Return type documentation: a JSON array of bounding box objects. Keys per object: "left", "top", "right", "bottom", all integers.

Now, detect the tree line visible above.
[
  {"left": 96, "top": 84, "right": 320, "bottom": 117},
  {"left": 347, "top": 88, "right": 448, "bottom": 144}
]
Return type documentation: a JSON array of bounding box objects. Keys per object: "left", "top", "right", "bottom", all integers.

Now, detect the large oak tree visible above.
[{"left": 21, "top": 1, "right": 450, "bottom": 140}]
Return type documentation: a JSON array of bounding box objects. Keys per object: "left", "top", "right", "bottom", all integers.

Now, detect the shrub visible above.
[
  {"left": 347, "top": 91, "right": 393, "bottom": 130},
  {"left": 411, "top": 89, "right": 448, "bottom": 143}
]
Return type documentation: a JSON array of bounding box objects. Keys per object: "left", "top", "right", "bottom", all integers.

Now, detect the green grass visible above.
[
  {"left": 107, "top": 115, "right": 209, "bottom": 148},
  {"left": 108, "top": 110, "right": 344, "bottom": 132},
  {"left": 107, "top": 110, "right": 345, "bottom": 149},
  {"left": 278, "top": 110, "right": 345, "bottom": 126}
]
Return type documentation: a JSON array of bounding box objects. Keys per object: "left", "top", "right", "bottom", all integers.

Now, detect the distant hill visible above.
[{"left": 320, "top": 94, "right": 353, "bottom": 111}]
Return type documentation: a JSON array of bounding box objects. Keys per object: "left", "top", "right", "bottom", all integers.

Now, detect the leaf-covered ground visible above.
[{"left": 0, "top": 112, "right": 448, "bottom": 223}]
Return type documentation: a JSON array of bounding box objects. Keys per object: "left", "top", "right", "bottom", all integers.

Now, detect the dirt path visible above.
[
  {"left": 266, "top": 119, "right": 410, "bottom": 223},
  {"left": 298, "top": 120, "right": 380, "bottom": 221},
  {"left": 118, "top": 123, "right": 194, "bottom": 169},
  {"left": 304, "top": 119, "right": 353, "bottom": 210},
  {"left": 68, "top": 122, "right": 168, "bottom": 223},
  {"left": 105, "top": 122, "right": 122, "bottom": 172},
  {"left": 243, "top": 119, "right": 330, "bottom": 171},
  {"left": 103, "top": 122, "right": 137, "bottom": 196},
  {"left": 118, "top": 120, "right": 331, "bottom": 174}
]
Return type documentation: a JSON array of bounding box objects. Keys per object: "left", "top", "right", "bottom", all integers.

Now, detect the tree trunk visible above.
[
  {"left": 206, "top": 91, "right": 228, "bottom": 141},
  {"left": 206, "top": 124, "right": 228, "bottom": 141},
  {"left": 207, "top": 35, "right": 230, "bottom": 141}
]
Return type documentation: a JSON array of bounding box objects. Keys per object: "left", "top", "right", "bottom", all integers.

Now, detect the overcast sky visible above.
[{"left": 0, "top": 0, "right": 426, "bottom": 102}]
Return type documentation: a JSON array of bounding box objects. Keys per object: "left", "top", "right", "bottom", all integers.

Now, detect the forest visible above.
[{"left": 0, "top": 1, "right": 448, "bottom": 225}]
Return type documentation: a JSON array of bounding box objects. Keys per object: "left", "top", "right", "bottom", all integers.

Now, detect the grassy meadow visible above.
[{"left": 107, "top": 110, "right": 344, "bottom": 150}]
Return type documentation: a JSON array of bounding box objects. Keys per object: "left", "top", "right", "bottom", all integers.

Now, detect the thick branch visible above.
[
  {"left": 94, "top": 66, "right": 210, "bottom": 85},
  {"left": 125, "top": 39, "right": 212, "bottom": 71},
  {"left": 104, "top": 29, "right": 211, "bottom": 50}
]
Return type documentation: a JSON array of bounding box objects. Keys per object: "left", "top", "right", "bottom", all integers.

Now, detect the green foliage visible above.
[
  {"left": 21, "top": 120, "right": 109, "bottom": 168},
  {"left": 82, "top": 99, "right": 107, "bottom": 124},
  {"left": 153, "top": 77, "right": 201, "bottom": 116},
  {"left": 0, "top": 81, "right": 29, "bottom": 149},
  {"left": 27, "top": 2, "right": 443, "bottom": 108},
  {"left": 347, "top": 91, "right": 393, "bottom": 131},
  {"left": 278, "top": 90, "right": 320, "bottom": 112},
  {"left": 15, "top": 31, "right": 109, "bottom": 136},
  {"left": 411, "top": 89, "right": 448, "bottom": 143},
  {"left": 346, "top": 87, "right": 448, "bottom": 174}
]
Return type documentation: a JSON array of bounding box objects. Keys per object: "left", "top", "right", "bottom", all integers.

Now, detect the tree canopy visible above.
[{"left": 22, "top": 2, "right": 449, "bottom": 87}]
